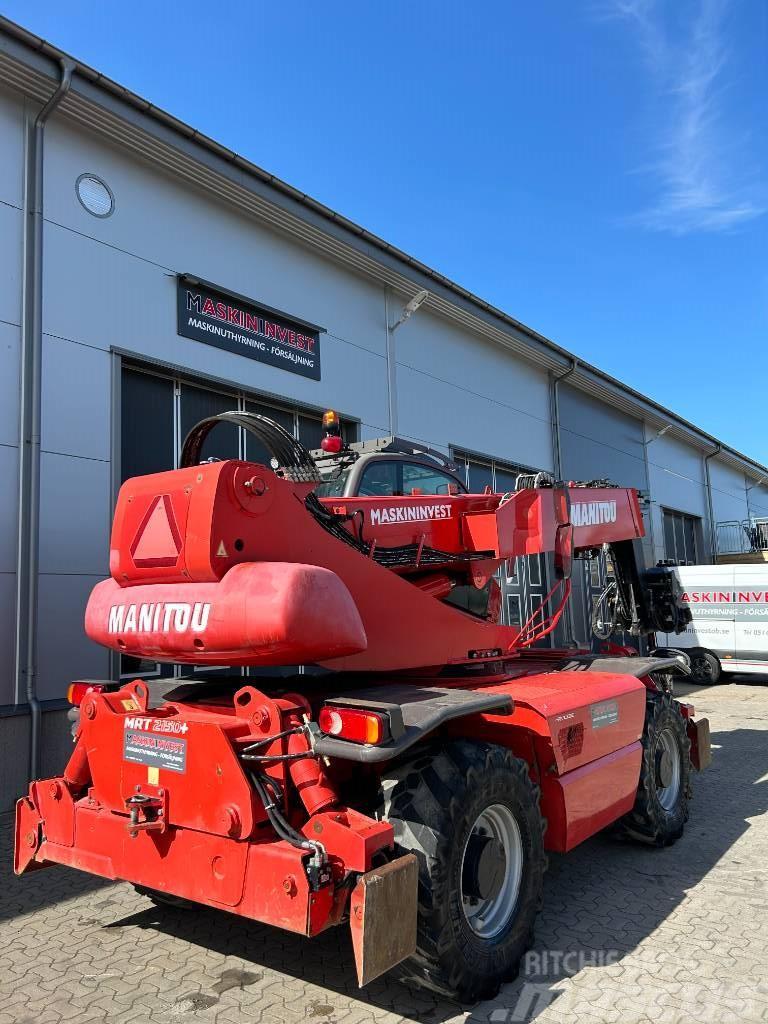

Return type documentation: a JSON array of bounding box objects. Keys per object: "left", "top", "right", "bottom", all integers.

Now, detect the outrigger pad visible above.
[
  {"left": 14, "top": 796, "right": 43, "bottom": 876},
  {"left": 350, "top": 854, "right": 418, "bottom": 987}
]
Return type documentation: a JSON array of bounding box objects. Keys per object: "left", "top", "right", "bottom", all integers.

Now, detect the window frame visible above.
[
  {"left": 118, "top": 358, "right": 358, "bottom": 481},
  {"left": 401, "top": 461, "right": 467, "bottom": 497},
  {"left": 357, "top": 459, "right": 401, "bottom": 497},
  {"left": 661, "top": 507, "right": 700, "bottom": 565},
  {"left": 450, "top": 447, "right": 538, "bottom": 494}
]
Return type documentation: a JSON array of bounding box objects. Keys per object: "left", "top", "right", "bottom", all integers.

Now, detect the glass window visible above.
[
  {"left": 494, "top": 468, "right": 519, "bottom": 493},
  {"left": 315, "top": 466, "right": 353, "bottom": 498},
  {"left": 244, "top": 400, "right": 295, "bottom": 465},
  {"left": 528, "top": 554, "right": 542, "bottom": 587},
  {"left": 673, "top": 516, "right": 685, "bottom": 565},
  {"left": 683, "top": 516, "right": 697, "bottom": 563},
  {"left": 402, "top": 462, "right": 464, "bottom": 496},
  {"left": 179, "top": 384, "right": 239, "bottom": 463},
  {"left": 663, "top": 511, "right": 676, "bottom": 561},
  {"left": 298, "top": 413, "right": 323, "bottom": 452},
  {"left": 506, "top": 594, "right": 522, "bottom": 629},
  {"left": 467, "top": 461, "right": 494, "bottom": 494},
  {"left": 121, "top": 369, "right": 174, "bottom": 482},
  {"left": 663, "top": 509, "right": 700, "bottom": 564},
  {"left": 452, "top": 450, "right": 529, "bottom": 496},
  {"left": 589, "top": 558, "right": 602, "bottom": 588},
  {"left": 358, "top": 461, "right": 399, "bottom": 497}
]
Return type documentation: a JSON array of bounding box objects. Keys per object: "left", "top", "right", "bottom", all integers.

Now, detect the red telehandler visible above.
[{"left": 15, "top": 411, "right": 710, "bottom": 1002}]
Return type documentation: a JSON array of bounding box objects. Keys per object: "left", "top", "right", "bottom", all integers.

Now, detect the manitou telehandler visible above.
[{"left": 15, "top": 411, "right": 710, "bottom": 1002}]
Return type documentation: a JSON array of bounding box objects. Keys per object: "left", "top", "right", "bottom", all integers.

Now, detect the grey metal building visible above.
[{"left": 1, "top": 17, "right": 766, "bottom": 810}]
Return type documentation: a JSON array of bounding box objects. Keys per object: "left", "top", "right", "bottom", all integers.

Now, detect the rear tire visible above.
[
  {"left": 622, "top": 692, "right": 691, "bottom": 846},
  {"left": 688, "top": 648, "right": 721, "bottom": 685},
  {"left": 377, "top": 741, "right": 545, "bottom": 1003},
  {"left": 134, "top": 885, "right": 193, "bottom": 910}
]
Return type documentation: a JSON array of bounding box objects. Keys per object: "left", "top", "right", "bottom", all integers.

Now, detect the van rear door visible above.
[{"left": 731, "top": 566, "right": 768, "bottom": 671}]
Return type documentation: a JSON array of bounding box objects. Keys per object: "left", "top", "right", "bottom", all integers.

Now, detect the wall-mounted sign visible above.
[{"left": 177, "top": 275, "right": 322, "bottom": 380}]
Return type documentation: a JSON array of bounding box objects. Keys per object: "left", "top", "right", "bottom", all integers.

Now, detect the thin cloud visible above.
[{"left": 602, "top": 0, "right": 765, "bottom": 234}]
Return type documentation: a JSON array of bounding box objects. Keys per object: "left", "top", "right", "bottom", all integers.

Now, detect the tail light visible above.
[
  {"left": 318, "top": 706, "right": 388, "bottom": 745},
  {"left": 67, "top": 681, "right": 107, "bottom": 706}
]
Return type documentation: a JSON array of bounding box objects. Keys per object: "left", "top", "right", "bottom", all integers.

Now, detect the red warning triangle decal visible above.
[{"left": 131, "top": 495, "right": 182, "bottom": 568}]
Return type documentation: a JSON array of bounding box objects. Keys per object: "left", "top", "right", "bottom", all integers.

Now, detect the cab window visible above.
[
  {"left": 358, "top": 461, "right": 399, "bottom": 496},
  {"left": 402, "top": 462, "right": 465, "bottom": 496}
]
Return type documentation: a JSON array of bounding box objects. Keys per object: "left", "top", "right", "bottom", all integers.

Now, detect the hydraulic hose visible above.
[{"left": 250, "top": 771, "right": 324, "bottom": 861}]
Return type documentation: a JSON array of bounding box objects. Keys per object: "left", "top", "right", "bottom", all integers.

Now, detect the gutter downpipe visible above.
[
  {"left": 384, "top": 288, "right": 397, "bottom": 435},
  {"left": 703, "top": 444, "right": 721, "bottom": 562},
  {"left": 16, "top": 58, "right": 74, "bottom": 784},
  {"left": 550, "top": 358, "right": 578, "bottom": 643},
  {"left": 551, "top": 358, "right": 577, "bottom": 481}
]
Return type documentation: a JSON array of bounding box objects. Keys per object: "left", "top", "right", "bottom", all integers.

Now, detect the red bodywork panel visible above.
[
  {"left": 86, "top": 562, "right": 367, "bottom": 666},
  {"left": 443, "top": 670, "right": 646, "bottom": 852}
]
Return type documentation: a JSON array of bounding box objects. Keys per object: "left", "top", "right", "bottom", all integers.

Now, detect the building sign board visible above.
[{"left": 177, "top": 275, "right": 322, "bottom": 380}]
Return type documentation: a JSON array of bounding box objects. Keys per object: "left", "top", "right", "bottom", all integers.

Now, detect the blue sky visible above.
[{"left": 4, "top": 1, "right": 767, "bottom": 461}]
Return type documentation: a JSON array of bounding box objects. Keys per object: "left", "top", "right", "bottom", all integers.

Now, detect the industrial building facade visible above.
[{"left": 1, "top": 18, "right": 766, "bottom": 809}]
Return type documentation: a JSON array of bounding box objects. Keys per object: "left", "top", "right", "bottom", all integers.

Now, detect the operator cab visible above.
[{"left": 312, "top": 423, "right": 467, "bottom": 501}]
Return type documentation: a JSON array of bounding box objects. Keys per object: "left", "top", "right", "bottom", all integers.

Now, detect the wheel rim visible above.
[
  {"left": 691, "top": 656, "right": 712, "bottom": 681},
  {"left": 460, "top": 803, "right": 523, "bottom": 939},
  {"left": 656, "top": 729, "right": 682, "bottom": 812}
]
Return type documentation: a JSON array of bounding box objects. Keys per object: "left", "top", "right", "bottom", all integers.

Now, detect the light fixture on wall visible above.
[
  {"left": 390, "top": 289, "right": 429, "bottom": 331},
  {"left": 643, "top": 424, "right": 672, "bottom": 446}
]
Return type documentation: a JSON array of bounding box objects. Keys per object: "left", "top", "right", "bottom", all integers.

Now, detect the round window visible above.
[{"left": 75, "top": 174, "right": 114, "bottom": 218}]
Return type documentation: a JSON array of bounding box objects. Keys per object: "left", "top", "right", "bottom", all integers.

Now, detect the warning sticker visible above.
[
  {"left": 591, "top": 700, "right": 619, "bottom": 730},
  {"left": 123, "top": 729, "right": 187, "bottom": 773}
]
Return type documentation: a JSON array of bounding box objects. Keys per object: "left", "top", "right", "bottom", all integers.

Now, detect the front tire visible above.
[
  {"left": 622, "top": 692, "right": 691, "bottom": 846},
  {"left": 688, "top": 648, "right": 721, "bottom": 685},
  {"left": 377, "top": 741, "right": 545, "bottom": 1003}
]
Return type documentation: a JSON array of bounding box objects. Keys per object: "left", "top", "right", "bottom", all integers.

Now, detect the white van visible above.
[{"left": 656, "top": 563, "right": 768, "bottom": 683}]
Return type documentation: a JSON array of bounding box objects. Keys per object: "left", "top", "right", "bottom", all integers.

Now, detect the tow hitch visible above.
[{"left": 125, "top": 789, "right": 167, "bottom": 837}]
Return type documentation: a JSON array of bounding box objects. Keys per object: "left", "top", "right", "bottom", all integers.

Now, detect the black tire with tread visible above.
[
  {"left": 621, "top": 691, "right": 691, "bottom": 846},
  {"left": 134, "top": 885, "right": 193, "bottom": 910},
  {"left": 376, "top": 741, "right": 545, "bottom": 1003},
  {"left": 688, "top": 648, "right": 722, "bottom": 685}
]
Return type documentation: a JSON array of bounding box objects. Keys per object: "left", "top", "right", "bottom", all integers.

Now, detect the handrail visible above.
[{"left": 716, "top": 519, "right": 768, "bottom": 555}]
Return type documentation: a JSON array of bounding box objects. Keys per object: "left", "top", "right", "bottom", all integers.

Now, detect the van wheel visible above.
[
  {"left": 377, "top": 741, "right": 545, "bottom": 1003},
  {"left": 621, "top": 692, "right": 691, "bottom": 846},
  {"left": 688, "top": 649, "right": 721, "bottom": 685}
]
